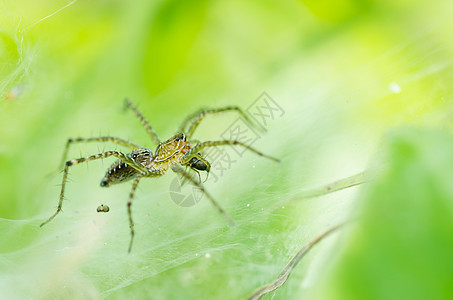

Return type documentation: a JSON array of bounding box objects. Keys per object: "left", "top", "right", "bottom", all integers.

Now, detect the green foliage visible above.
[
  {"left": 313, "top": 130, "right": 453, "bottom": 299},
  {"left": 1, "top": 0, "right": 453, "bottom": 299},
  {"left": 143, "top": 0, "right": 209, "bottom": 95}
]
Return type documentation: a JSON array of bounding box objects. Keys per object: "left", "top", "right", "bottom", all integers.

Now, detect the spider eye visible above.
[
  {"left": 132, "top": 153, "right": 138, "bottom": 159},
  {"left": 175, "top": 133, "right": 185, "bottom": 141}
]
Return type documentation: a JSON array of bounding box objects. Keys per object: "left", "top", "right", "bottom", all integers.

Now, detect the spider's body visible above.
[
  {"left": 41, "top": 99, "right": 279, "bottom": 252},
  {"left": 152, "top": 133, "right": 191, "bottom": 170},
  {"left": 100, "top": 133, "right": 195, "bottom": 187}
]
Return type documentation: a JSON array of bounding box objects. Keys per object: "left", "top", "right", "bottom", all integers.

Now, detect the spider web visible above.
[{"left": 1, "top": 1, "right": 453, "bottom": 299}]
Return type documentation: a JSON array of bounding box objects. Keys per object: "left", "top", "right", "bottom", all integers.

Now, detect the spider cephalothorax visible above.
[{"left": 41, "top": 99, "right": 279, "bottom": 252}]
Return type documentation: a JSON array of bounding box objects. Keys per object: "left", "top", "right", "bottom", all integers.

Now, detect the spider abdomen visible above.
[
  {"left": 100, "top": 160, "right": 137, "bottom": 187},
  {"left": 100, "top": 148, "right": 153, "bottom": 187}
]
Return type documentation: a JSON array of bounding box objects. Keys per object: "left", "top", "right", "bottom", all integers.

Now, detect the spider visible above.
[{"left": 40, "top": 99, "right": 279, "bottom": 252}]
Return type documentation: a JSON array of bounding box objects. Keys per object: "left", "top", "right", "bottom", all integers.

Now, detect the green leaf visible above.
[
  {"left": 142, "top": 0, "right": 208, "bottom": 96},
  {"left": 314, "top": 129, "right": 453, "bottom": 299}
]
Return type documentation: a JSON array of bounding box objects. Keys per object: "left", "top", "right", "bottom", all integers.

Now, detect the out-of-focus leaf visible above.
[
  {"left": 142, "top": 0, "right": 208, "bottom": 96},
  {"left": 313, "top": 129, "right": 453, "bottom": 299},
  {"left": 300, "top": 0, "right": 374, "bottom": 22}
]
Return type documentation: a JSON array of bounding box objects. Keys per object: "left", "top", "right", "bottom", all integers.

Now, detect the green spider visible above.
[{"left": 40, "top": 99, "right": 279, "bottom": 252}]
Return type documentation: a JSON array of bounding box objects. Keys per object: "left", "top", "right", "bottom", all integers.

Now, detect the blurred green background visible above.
[{"left": 1, "top": 0, "right": 453, "bottom": 299}]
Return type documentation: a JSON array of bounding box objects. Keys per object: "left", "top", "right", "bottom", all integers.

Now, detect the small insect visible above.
[
  {"left": 40, "top": 99, "right": 279, "bottom": 252},
  {"left": 97, "top": 204, "right": 110, "bottom": 213}
]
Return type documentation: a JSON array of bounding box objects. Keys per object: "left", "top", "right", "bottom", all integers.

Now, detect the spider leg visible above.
[
  {"left": 178, "top": 106, "right": 263, "bottom": 139},
  {"left": 124, "top": 99, "right": 161, "bottom": 145},
  {"left": 40, "top": 151, "right": 149, "bottom": 228},
  {"left": 171, "top": 164, "right": 235, "bottom": 227},
  {"left": 180, "top": 166, "right": 205, "bottom": 186},
  {"left": 127, "top": 169, "right": 164, "bottom": 253},
  {"left": 56, "top": 136, "right": 141, "bottom": 172},
  {"left": 184, "top": 140, "right": 280, "bottom": 163},
  {"left": 179, "top": 166, "right": 197, "bottom": 186},
  {"left": 192, "top": 168, "right": 202, "bottom": 183}
]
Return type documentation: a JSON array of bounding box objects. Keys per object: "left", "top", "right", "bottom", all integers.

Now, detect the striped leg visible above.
[
  {"left": 124, "top": 99, "right": 161, "bottom": 145},
  {"left": 171, "top": 164, "right": 235, "bottom": 227},
  {"left": 178, "top": 106, "right": 263, "bottom": 139},
  {"left": 127, "top": 169, "right": 164, "bottom": 253},
  {"left": 40, "top": 151, "right": 149, "bottom": 228},
  {"left": 57, "top": 136, "right": 141, "bottom": 171},
  {"left": 185, "top": 140, "right": 280, "bottom": 163}
]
